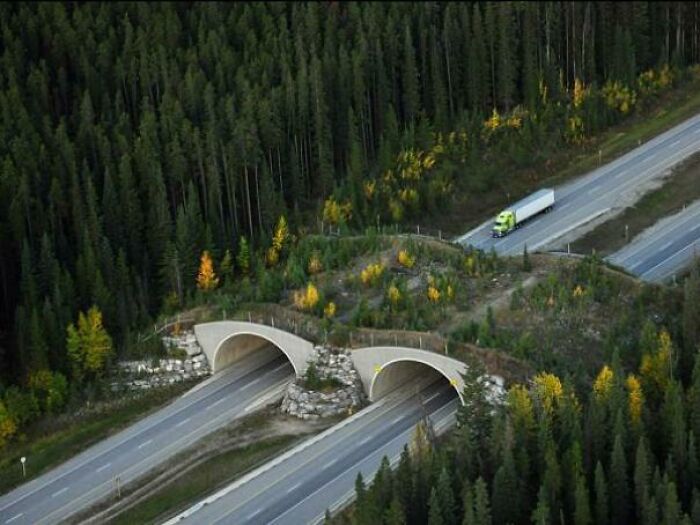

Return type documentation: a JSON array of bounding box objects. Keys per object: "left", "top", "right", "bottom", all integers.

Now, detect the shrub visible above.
[
  {"left": 397, "top": 249, "right": 415, "bottom": 269},
  {"left": 360, "top": 262, "right": 386, "bottom": 287}
]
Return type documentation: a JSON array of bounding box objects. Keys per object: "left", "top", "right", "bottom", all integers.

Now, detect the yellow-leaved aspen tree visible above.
[{"left": 197, "top": 250, "right": 219, "bottom": 291}]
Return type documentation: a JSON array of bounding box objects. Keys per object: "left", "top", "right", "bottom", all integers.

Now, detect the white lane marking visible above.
[
  {"left": 359, "top": 436, "right": 372, "bottom": 445},
  {"left": 241, "top": 378, "right": 261, "bottom": 391},
  {"left": 659, "top": 241, "right": 673, "bottom": 251},
  {"left": 639, "top": 240, "right": 700, "bottom": 281},
  {"left": 5, "top": 513, "right": 23, "bottom": 524},
  {"left": 52, "top": 487, "right": 68, "bottom": 498},
  {"left": 175, "top": 417, "right": 191, "bottom": 428},
  {"left": 559, "top": 202, "right": 572, "bottom": 211},
  {"left": 138, "top": 439, "right": 153, "bottom": 449},
  {"left": 425, "top": 391, "right": 442, "bottom": 403},
  {"left": 614, "top": 169, "right": 628, "bottom": 179},
  {"left": 246, "top": 509, "right": 262, "bottom": 520},
  {"left": 0, "top": 361, "right": 268, "bottom": 515},
  {"left": 671, "top": 139, "right": 682, "bottom": 147},
  {"left": 285, "top": 481, "right": 302, "bottom": 494},
  {"left": 392, "top": 416, "right": 404, "bottom": 425},
  {"left": 327, "top": 457, "right": 338, "bottom": 468},
  {"left": 206, "top": 397, "right": 227, "bottom": 411},
  {"left": 95, "top": 463, "right": 111, "bottom": 473}
]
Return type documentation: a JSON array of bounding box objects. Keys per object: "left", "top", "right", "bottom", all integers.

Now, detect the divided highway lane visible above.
[
  {"left": 457, "top": 113, "right": 700, "bottom": 256},
  {"left": 0, "top": 347, "right": 294, "bottom": 525},
  {"left": 167, "top": 379, "right": 458, "bottom": 525},
  {"left": 608, "top": 199, "right": 700, "bottom": 282}
]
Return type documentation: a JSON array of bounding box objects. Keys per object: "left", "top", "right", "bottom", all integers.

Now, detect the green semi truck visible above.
[{"left": 492, "top": 189, "right": 555, "bottom": 238}]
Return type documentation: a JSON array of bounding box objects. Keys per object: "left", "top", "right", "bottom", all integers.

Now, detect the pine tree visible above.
[
  {"left": 594, "top": 461, "right": 609, "bottom": 525},
  {"left": 401, "top": 24, "right": 420, "bottom": 122},
  {"left": 492, "top": 444, "right": 519, "bottom": 524},
  {"left": 220, "top": 249, "right": 234, "bottom": 287},
  {"left": 574, "top": 474, "right": 592, "bottom": 525},
  {"left": 385, "top": 495, "right": 406, "bottom": 525},
  {"left": 237, "top": 236, "right": 251, "bottom": 275},
  {"left": 531, "top": 484, "right": 550, "bottom": 525},
  {"left": 634, "top": 437, "right": 651, "bottom": 520},
  {"left": 428, "top": 487, "right": 445, "bottom": 525},
  {"left": 610, "top": 433, "right": 630, "bottom": 524},
  {"left": 473, "top": 477, "right": 492, "bottom": 525},
  {"left": 436, "top": 466, "right": 456, "bottom": 525},
  {"left": 663, "top": 480, "right": 682, "bottom": 525}
]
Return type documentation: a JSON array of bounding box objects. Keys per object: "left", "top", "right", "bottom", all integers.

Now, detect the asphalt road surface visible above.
[
  {"left": 607, "top": 199, "right": 700, "bottom": 282},
  {"left": 165, "top": 378, "right": 459, "bottom": 525},
  {"left": 457, "top": 113, "right": 700, "bottom": 256},
  {"left": 0, "top": 347, "right": 294, "bottom": 525}
]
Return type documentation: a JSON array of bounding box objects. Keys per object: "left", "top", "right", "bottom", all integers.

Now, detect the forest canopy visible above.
[{"left": 1, "top": 1, "right": 699, "bottom": 392}]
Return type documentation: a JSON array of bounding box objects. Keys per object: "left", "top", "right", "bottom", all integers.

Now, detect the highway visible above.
[
  {"left": 607, "top": 199, "right": 700, "bottom": 282},
  {"left": 457, "top": 113, "right": 700, "bottom": 256},
  {"left": 0, "top": 347, "right": 294, "bottom": 525},
  {"left": 165, "top": 378, "right": 459, "bottom": 525}
]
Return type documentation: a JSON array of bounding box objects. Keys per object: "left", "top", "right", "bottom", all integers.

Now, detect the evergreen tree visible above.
[
  {"left": 610, "top": 432, "right": 631, "bottom": 524},
  {"left": 428, "top": 487, "right": 445, "bottom": 525},
  {"left": 574, "top": 474, "right": 592, "bottom": 525},
  {"left": 492, "top": 444, "right": 519, "bottom": 524},
  {"left": 472, "top": 477, "right": 492, "bottom": 525},
  {"left": 594, "top": 461, "right": 609, "bottom": 525}
]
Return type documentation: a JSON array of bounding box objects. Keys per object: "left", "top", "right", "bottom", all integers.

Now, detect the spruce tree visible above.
[
  {"left": 610, "top": 433, "right": 630, "bottom": 524},
  {"left": 594, "top": 461, "right": 609, "bottom": 525},
  {"left": 472, "top": 477, "right": 491, "bottom": 525},
  {"left": 574, "top": 474, "right": 592, "bottom": 525},
  {"left": 428, "top": 487, "right": 445, "bottom": 525}
]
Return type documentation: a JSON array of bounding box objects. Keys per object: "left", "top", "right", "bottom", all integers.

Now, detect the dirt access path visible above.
[{"left": 438, "top": 274, "right": 541, "bottom": 334}]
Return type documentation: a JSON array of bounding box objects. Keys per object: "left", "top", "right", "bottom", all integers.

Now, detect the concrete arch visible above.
[
  {"left": 351, "top": 346, "right": 469, "bottom": 404},
  {"left": 193, "top": 321, "right": 315, "bottom": 376},
  {"left": 370, "top": 357, "right": 463, "bottom": 402}
]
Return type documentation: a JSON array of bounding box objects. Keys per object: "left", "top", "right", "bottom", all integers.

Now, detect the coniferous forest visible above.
[{"left": 2, "top": 1, "right": 700, "bottom": 486}]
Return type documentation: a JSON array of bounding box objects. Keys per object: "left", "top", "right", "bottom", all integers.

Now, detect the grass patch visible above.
[
  {"left": 107, "top": 434, "right": 301, "bottom": 525},
  {"left": 571, "top": 152, "right": 700, "bottom": 256},
  {"left": 0, "top": 383, "right": 193, "bottom": 495},
  {"left": 439, "top": 75, "right": 700, "bottom": 237}
]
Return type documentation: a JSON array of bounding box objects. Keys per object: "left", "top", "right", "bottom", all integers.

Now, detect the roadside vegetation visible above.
[
  {"left": 0, "top": 382, "right": 193, "bottom": 494},
  {"left": 328, "top": 260, "right": 700, "bottom": 525}
]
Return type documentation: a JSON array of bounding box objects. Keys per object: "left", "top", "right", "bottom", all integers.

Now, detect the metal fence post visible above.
[
  {"left": 271, "top": 316, "right": 275, "bottom": 328},
  {"left": 419, "top": 336, "right": 422, "bottom": 349},
  {"left": 394, "top": 334, "right": 398, "bottom": 346},
  {"left": 248, "top": 311, "right": 252, "bottom": 323}
]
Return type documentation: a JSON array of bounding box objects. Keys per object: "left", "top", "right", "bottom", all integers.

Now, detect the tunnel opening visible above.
[
  {"left": 213, "top": 332, "right": 298, "bottom": 375},
  {"left": 369, "top": 359, "right": 462, "bottom": 403}
]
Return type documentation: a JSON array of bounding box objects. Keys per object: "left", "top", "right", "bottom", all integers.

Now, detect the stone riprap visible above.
[
  {"left": 111, "top": 330, "right": 211, "bottom": 392},
  {"left": 281, "top": 346, "right": 365, "bottom": 419}
]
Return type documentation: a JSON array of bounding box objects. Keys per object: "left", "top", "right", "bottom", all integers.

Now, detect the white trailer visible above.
[{"left": 492, "top": 189, "right": 555, "bottom": 237}]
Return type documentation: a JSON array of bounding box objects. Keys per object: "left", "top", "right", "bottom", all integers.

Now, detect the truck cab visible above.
[{"left": 492, "top": 211, "right": 515, "bottom": 238}]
